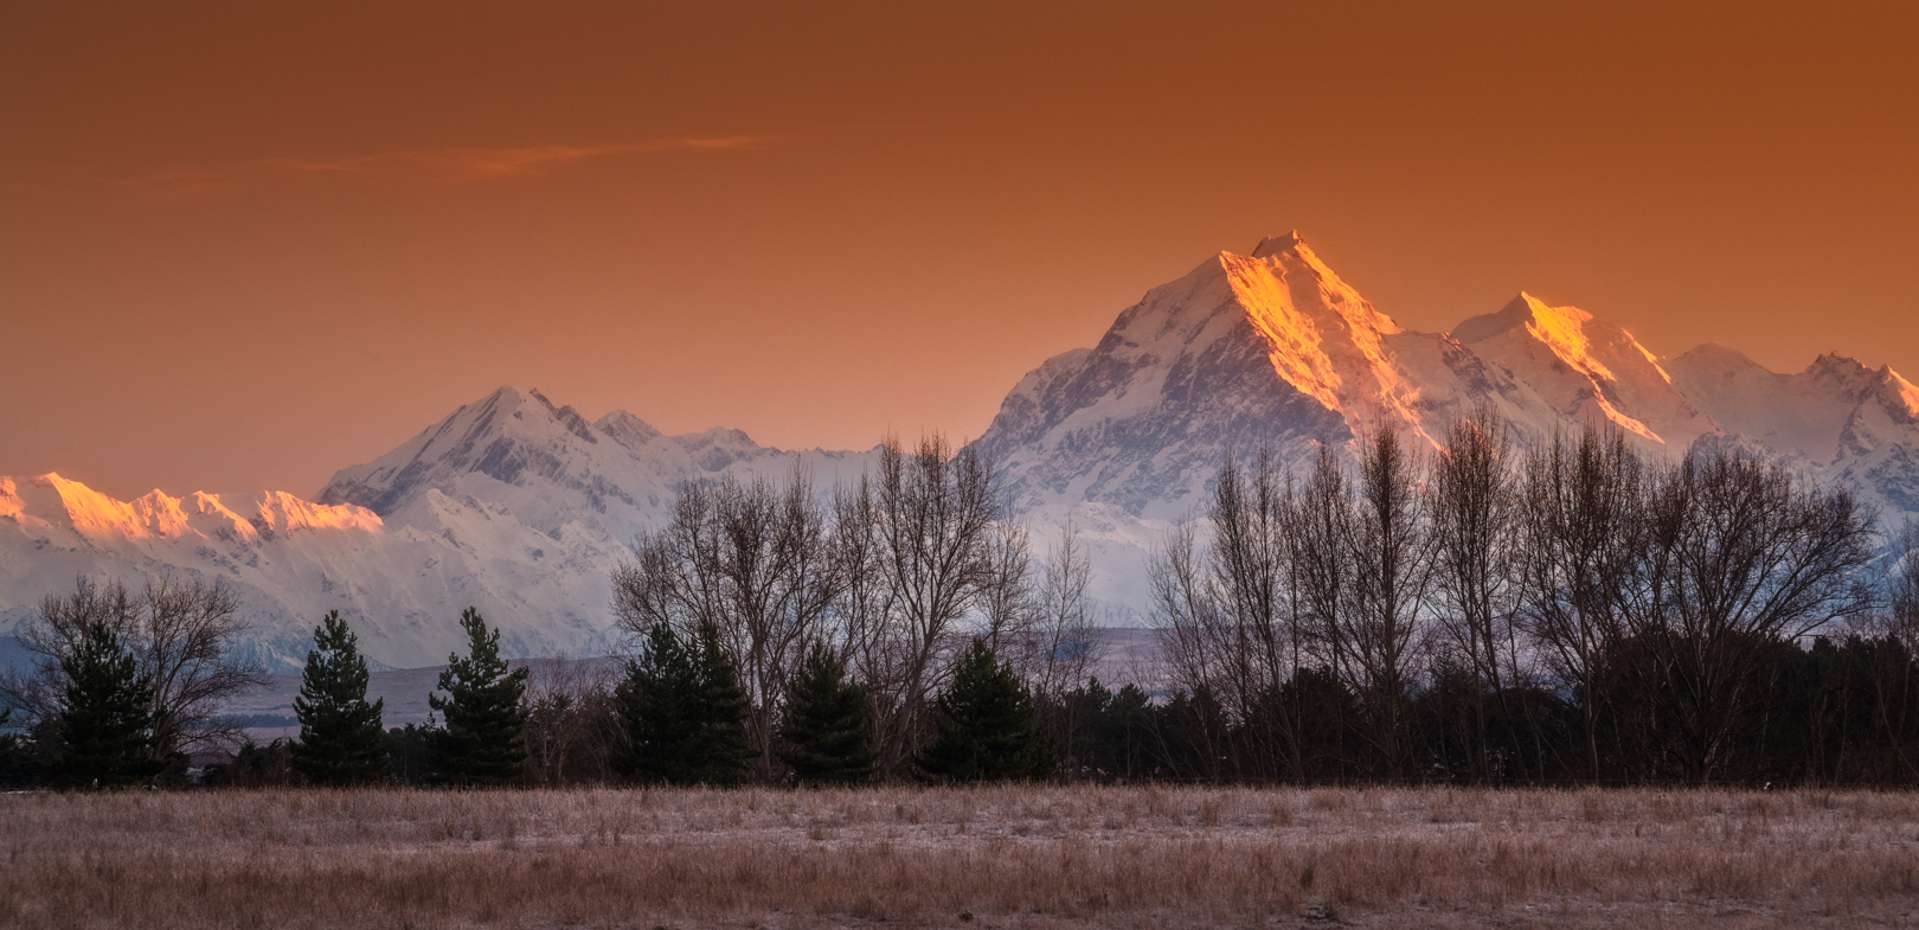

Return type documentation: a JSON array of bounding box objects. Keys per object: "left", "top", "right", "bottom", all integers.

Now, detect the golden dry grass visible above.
[{"left": 4, "top": 785, "right": 1918, "bottom": 929}]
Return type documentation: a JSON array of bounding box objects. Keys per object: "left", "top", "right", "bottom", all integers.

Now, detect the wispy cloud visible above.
[
  {"left": 267, "top": 136, "right": 765, "bottom": 182},
  {"left": 127, "top": 135, "right": 765, "bottom": 191}
]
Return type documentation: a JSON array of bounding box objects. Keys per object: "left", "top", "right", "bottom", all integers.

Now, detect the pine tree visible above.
[
  {"left": 919, "top": 638, "right": 1036, "bottom": 782},
  {"left": 53, "top": 618, "right": 158, "bottom": 787},
  {"left": 615, "top": 620, "right": 751, "bottom": 785},
  {"left": 689, "top": 621, "right": 751, "bottom": 785},
  {"left": 778, "top": 644, "right": 875, "bottom": 785},
  {"left": 291, "top": 611, "right": 387, "bottom": 785},
  {"left": 428, "top": 608, "right": 528, "bottom": 784},
  {"left": 615, "top": 621, "right": 703, "bottom": 784}
]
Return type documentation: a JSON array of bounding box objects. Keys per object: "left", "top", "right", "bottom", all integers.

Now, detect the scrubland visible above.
[{"left": 4, "top": 785, "right": 1918, "bottom": 929}]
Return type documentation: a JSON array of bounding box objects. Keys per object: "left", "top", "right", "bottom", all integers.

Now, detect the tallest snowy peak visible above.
[{"left": 1250, "top": 230, "right": 1308, "bottom": 259}]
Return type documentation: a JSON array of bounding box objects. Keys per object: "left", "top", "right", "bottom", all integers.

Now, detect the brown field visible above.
[{"left": 3, "top": 786, "right": 1918, "bottom": 929}]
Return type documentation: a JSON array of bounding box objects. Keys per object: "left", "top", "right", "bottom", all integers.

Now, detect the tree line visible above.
[
  {"left": 1154, "top": 410, "right": 1913, "bottom": 786},
  {"left": 4, "top": 422, "right": 1919, "bottom": 789},
  {"left": 0, "top": 437, "right": 1075, "bottom": 788}
]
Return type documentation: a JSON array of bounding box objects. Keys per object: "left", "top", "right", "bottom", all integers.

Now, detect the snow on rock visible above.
[
  {"left": 1663, "top": 349, "right": 1919, "bottom": 516},
  {"left": 0, "top": 387, "right": 875, "bottom": 669},
  {"left": 974, "top": 234, "right": 1558, "bottom": 607},
  {"left": 6, "top": 230, "right": 1919, "bottom": 665},
  {"left": 977, "top": 236, "right": 1919, "bottom": 610},
  {"left": 1452, "top": 293, "right": 1712, "bottom": 448},
  {"left": 251, "top": 491, "right": 382, "bottom": 536}
]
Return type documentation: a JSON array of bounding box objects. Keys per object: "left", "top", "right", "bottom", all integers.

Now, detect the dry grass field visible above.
[{"left": 4, "top": 785, "right": 1918, "bottom": 929}]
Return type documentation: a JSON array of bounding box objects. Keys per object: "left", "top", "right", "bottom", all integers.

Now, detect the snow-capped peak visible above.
[
  {"left": 1456, "top": 292, "right": 1671, "bottom": 386},
  {"left": 1250, "top": 229, "right": 1307, "bottom": 258},
  {"left": 1211, "top": 232, "right": 1421, "bottom": 437},
  {"left": 976, "top": 229, "right": 1529, "bottom": 525},
  {"left": 252, "top": 490, "right": 383, "bottom": 535},
  {"left": 1883, "top": 367, "right": 1919, "bottom": 418},
  {"left": 1451, "top": 292, "right": 1702, "bottom": 445},
  {"left": 0, "top": 472, "right": 379, "bottom": 547},
  {"left": 593, "top": 409, "right": 661, "bottom": 449},
  {"left": 10, "top": 230, "right": 1919, "bottom": 673},
  {"left": 1805, "top": 353, "right": 1879, "bottom": 389},
  {"left": 318, "top": 384, "right": 591, "bottom": 513},
  {"left": 5, "top": 384, "right": 877, "bottom": 668}
]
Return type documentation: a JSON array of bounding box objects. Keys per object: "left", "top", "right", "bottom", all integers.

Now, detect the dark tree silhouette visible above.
[
  {"left": 52, "top": 618, "right": 157, "bottom": 787},
  {"left": 612, "top": 471, "right": 841, "bottom": 782},
  {"left": 291, "top": 611, "right": 387, "bottom": 785},
  {"left": 778, "top": 644, "right": 875, "bottom": 785},
  {"left": 689, "top": 620, "right": 752, "bottom": 785},
  {"left": 616, "top": 621, "right": 702, "bottom": 784},
  {"left": 1, "top": 577, "right": 263, "bottom": 765},
  {"left": 429, "top": 608, "right": 528, "bottom": 785},
  {"left": 920, "top": 639, "right": 1035, "bottom": 782},
  {"left": 1430, "top": 406, "right": 1528, "bottom": 781},
  {"left": 616, "top": 620, "right": 750, "bottom": 785}
]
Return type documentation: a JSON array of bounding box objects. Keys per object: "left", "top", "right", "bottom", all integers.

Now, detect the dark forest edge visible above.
[{"left": 4, "top": 413, "right": 1919, "bottom": 790}]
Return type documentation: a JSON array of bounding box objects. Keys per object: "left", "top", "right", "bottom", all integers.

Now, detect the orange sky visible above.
[{"left": 3, "top": 1, "right": 1915, "bottom": 498}]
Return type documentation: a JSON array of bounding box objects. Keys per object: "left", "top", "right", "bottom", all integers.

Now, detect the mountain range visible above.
[{"left": 5, "top": 231, "right": 1916, "bottom": 668}]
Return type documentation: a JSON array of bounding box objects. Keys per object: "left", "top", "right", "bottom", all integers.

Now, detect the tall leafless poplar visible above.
[
  {"left": 1205, "top": 450, "right": 1305, "bottom": 777},
  {"left": 866, "top": 434, "right": 1001, "bottom": 775},
  {"left": 1429, "top": 406, "right": 1528, "bottom": 779},
  {"left": 1029, "top": 520, "right": 1099, "bottom": 699},
  {"left": 1150, "top": 519, "right": 1224, "bottom": 709},
  {"left": 1518, "top": 425, "right": 1644, "bottom": 780},
  {"left": 977, "top": 521, "right": 1035, "bottom": 660},
  {"left": 1337, "top": 427, "right": 1435, "bottom": 774}
]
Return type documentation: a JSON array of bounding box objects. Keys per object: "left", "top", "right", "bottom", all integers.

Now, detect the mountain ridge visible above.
[{"left": 5, "top": 230, "right": 1916, "bottom": 666}]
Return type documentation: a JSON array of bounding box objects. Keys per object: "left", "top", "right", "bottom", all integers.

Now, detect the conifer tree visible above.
[
  {"left": 689, "top": 620, "right": 752, "bottom": 785},
  {"left": 615, "top": 621, "right": 703, "bottom": 784},
  {"left": 428, "top": 608, "right": 528, "bottom": 784},
  {"left": 778, "top": 644, "right": 875, "bottom": 785},
  {"left": 919, "top": 638, "right": 1036, "bottom": 782},
  {"left": 291, "top": 611, "right": 387, "bottom": 785},
  {"left": 616, "top": 620, "right": 752, "bottom": 785},
  {"left": 53, "top": 618, "right": 158, "bottom": 787}
]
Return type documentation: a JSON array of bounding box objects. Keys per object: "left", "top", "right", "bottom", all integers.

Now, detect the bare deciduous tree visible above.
[
  {"left": 1891, "top": 523, "right": 1919, "bottom": 640},
  {"left": 1150, "top": 518, "right": 1224, "bottom": 711},
  {"left": 1630, "top": 449, "right": 1877, "bottom": 781},
  {"left": 1428, "top": 406, "right": 1529, "bottom": 779},
  {"left": 829, "top": 475, "right": 895, "bottom": 689},
  {"left": 977, "top": 521, "right": 1035, "bottom": 659},
  {"left": 0, "top": 575, "right": 264, "bottom": 759},
  {"left": 613, "top": 470, "right": 841, "bottom": 779},
  {"left": 864, "top": 435, "right": 1002, "bottom": 775},
  {"left": 1028, "top": 520, "right": 1100, "bottom": 699},
  {"left": 1517, "top": 425, "right": 1643, "bottom": 780},
  {"left": 1208, "top": 450, "right": 1305, "bottom": 776},
  {"left": 1291, "top": 443, "right": 1352, "bottom": 687},
  {"left": 1337, "top": 427, "right": 1436, "bottom": 772}
]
